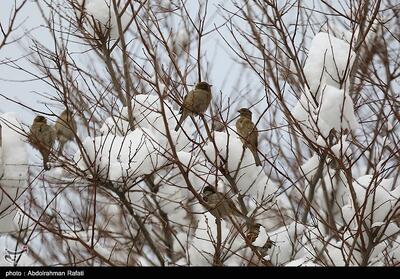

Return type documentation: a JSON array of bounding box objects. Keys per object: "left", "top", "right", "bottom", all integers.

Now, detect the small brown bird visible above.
[
  {"left": 28, "top": 116, "right": 56, "bottom": 170},
  {"left": 175, "top": 82, "right": 212, "bottom": 131},
  {"left": 201, "top": 186, "right": 244, "bottom": 220},
  {"left": 246, "top": 223, "right": 261, "bottom": 243},
  {"left": 257, "top": 237, "right": 275, "bottom": 257},
  {"left": 54, "top": 110, "right": 77, "bottom": 155},
  {"left": 236, "top": 108, "right": 262, "bottom": 166}
]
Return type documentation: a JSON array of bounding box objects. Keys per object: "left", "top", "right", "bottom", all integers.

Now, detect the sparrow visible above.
[
  {"left": 175, "top": 81, "right": 212, "bottom": 131},
  {"left": 236, "top": 108, "right": 262, "bottom": 166},
  {"left": 54, "top": 110, "right": 77, "bottom": 155},
  {"left": 246, "top": 223, "right": 262, "bottom": 243},
  {"left": 256, "top": 237, "right": 275, "bottom": 257},
  {"left": 246, "top": 222, "right": 275, "bottom": 256},
  {"left": 201, "top": 186, "right": 244, "bottom": 220},
  {"left": 28, "top": 116, "right": 56, "bottom": 170}
]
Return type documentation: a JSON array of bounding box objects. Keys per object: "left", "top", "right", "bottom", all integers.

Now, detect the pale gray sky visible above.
[
  {"left": 0, "top": 0, "right": 55, "bottom": 123},
  {"left": 0, "top": 0, "right": 245, "bottom": 127}
]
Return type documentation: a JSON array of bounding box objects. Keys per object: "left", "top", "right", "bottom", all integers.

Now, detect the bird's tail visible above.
[
  {"left": 174, "top": 122, "right": 181, "bottom": 132},
  {"left": 175, "top": 112, "right": 187, "bottom": 131},
  {"left": 58, "top": 141, "right": 65, "bottom": 156},
  {"left": 40, "top": 148, "right": 51, "bottom": 170},
  {"left": 43, "top": 156, "right": 50, "bottom": 171},
  {"left": 252, "top": 150, "right": 262, "bottom": 166}
]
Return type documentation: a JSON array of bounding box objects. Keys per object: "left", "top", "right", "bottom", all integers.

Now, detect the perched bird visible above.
[
  {"left": 246, "top": 223, "right": 262, "bottom": 243},
  {"left": 54, "top": 110, "right": 77, "bottom": 155},
  {"left": 201, "top": 186, "right": 244, "bottom": 220},
  {"left": 246, "top": 223, "right": 275, "bottom": 256},
  {"left": 236, "top": 108, "right": 262, "bottom": 166},
  {"left": 28, "top": 116, "right": 56, "bottom": 170},
  {"left": 256, "top": 237, "right": 275, "bottom": 257},
  {"left": 175, "top": 81, "right": 212, "bottom": 131}
]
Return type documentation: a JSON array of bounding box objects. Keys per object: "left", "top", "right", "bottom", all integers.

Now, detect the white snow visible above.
[
  {"left": 185, "top": 213, "right": 246, "bottom": 266},
  {"left": 316, "top": 86, "right": 358, "bottom": 137},
  {"left": 168, "top": 28, "right": 190, "bottom": 56},
  {"left": 83, "top": 0, "right": 131, "bottom": 39},
  {"left": 330, "top": 136, "right": 352, "bottom": 158},
  {"left": 350, "top": 175, "right": 400, "bottom": 226},
  {"left": 124, "top": 94, "right": 195, "bottom": 151},
  {"left": 293, "top": 85, "right": 359, "bottom": 140},
  {"left": 99, "top": 115, "right": 130, "bottom": 136},
  {"left": 293, "top": 33, "right": 359, "bottom": 140},
  {"left": 74, "top": 127, "right": 167, "bottom": 181},
  {"left": 252, "top": 225, "right": 269, "bottom": 247},
  {"left": 341, "top": 175, "right": 400, "bottom": 245},
  {"left": 268, "top": 222, "right": 305, "bottom": 265},
  {"left": 0, "top": 113, "right": 28, "bottom": 234},
  {"left": 300, "top": 154, "right": 319, "bottom": 180},
  {"left": 291, "top": 87, "right": 318, "bottom": 140},
  {"left": 285, "top": 258, "right": 308, "bottom": 266},
  {"left": 203, "top": 131, "right": 278, "bottom": 203},
  {"left": 304, "top": 32, "right": 355, "bottom": 96}
]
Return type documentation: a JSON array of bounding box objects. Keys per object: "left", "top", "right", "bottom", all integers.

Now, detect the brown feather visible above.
[
  {"left": 175, "top": 83, "right": 212, "bottom": 131},
  {"left": 236, "top": 110, "right": 262, "bottom": 166},
  {"left": 29, "top": 116, "right": 56, "bottom": 170}
]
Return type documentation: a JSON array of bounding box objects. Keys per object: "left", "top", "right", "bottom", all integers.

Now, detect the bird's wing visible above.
[
  {"left": 217, "top": 192, "right": 243, "bottom": 217},
  {"left": 250, "top": 127, "right": 259, "bottom": 147},
  {"left": 179, "top": 95, "right": 186, "bottom": 114},
  {"left": 193, "top": 89, "right": 211, "bottom": 113},
  {"left": 181, "top": 90, "right": 194, "bottom": 113},
  {"left": 238, "top": 119, "right": 253, "bottom": 136},
  {"left": 45, "top": 126, "right": 56, "bottom": 145}
]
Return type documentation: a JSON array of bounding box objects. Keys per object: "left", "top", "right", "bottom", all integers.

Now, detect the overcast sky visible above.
[
  {"left": 0, "top": 1, "right": 52, "bottom": 123},
  {"left": 0, "top": 0, "right": 246, "bottom": 127}
]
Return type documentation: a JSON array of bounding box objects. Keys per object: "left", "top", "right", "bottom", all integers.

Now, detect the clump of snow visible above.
[
  {"left": 296, "top": 225, "right": 359, "bottom": 266},
  {"left": 299, "top": 154, "right": 319, "bottom": 180},
  {"left": 157, "top": 183, "right": 188, "bottom": 224},
  {"left": 291, "top": 87, "right": 319, "bottom": 140},
  {"left": 74, "top": 127, "right": 167, "bottom": 181},
  {"left": 122, "top": 94, "right": 195, "bottom": 151},
  {"left": 99, "top": 115, "right": 130, "bottom": 136},
  {"left": 338, "top": 175, "right": 400, "bottom": 257},
  {"left": 292, "top": 86, "right": 358, "bottom": 140},
  {"left": 168, "top": 28, "right": 190, "bottom": 56},
  {"left": 203, "top": 130, "right": 256, "bottom": 171},
  {"left": 319, "top": 239, "right": 348, "bottom": 266},
  {"left": 316, "top": 86, "right": 359, "bottom": 137},
  {"left": 80, "top": 0, "right": 132, "bottom": 40},
  {"left": 344, "top": 175, "right": 400, "bottom": 231},
  {"left": 268, "top": 222, "right": 305, "bottom": 265},
  {"left": 330, "top": 136, "right": 352, "bottom": 158},
  {"left": 184, "top": 213, "right": 246, "bottom": 265},
  {"left": 285, "top": 258, "right": 309, "bottom": 266},
  {"left": 168, "top": 151, "right": 215, "bottom": 200},
  {"left": 304, "top": 32, "right": 355, "bottom": 96},
  {"left": 293, "top": 32, "right": 359, "bottom": 140},
  {"left": 252, "top": 224, "right": 269, "bottom": 247},
  {"left": 203, "top": 131, "right": 278, "bottom": 203}
]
